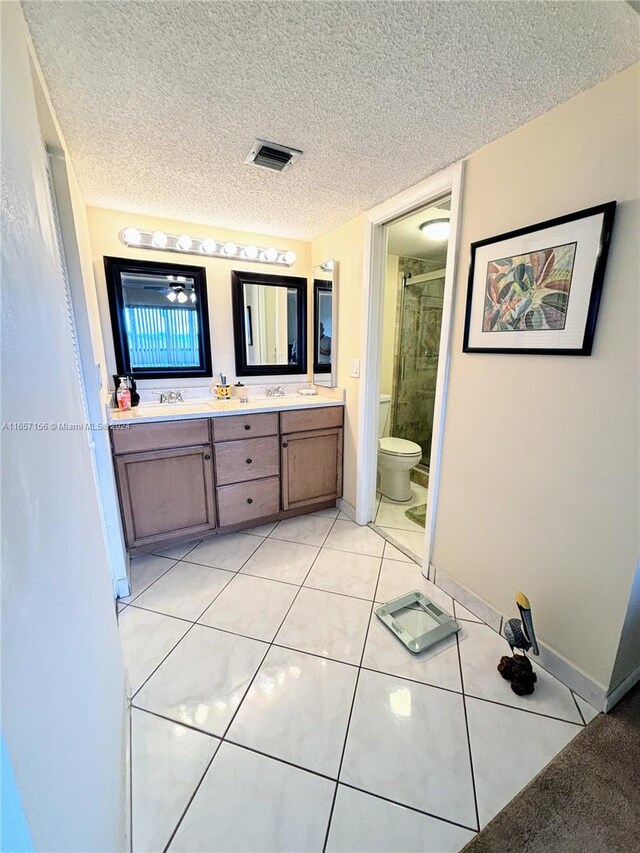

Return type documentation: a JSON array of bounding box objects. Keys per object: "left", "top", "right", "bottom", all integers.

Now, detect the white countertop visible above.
[{"left": 108, "top": 394, "right": 344, "bottom": 425}]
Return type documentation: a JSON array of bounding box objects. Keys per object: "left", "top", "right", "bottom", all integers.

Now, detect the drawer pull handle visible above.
[
  {"left": 282, "top": 442, "right": 288, "bottom": 448},
  {"left": 246, "top": 458, "right": 252, "bottom": 464},
  {"left": 244, "top": 424, "right": 251, "bottom": 430},
  {"left": 204, "top": 454, "right": 211, "bottom": 460},
  {"left": 247, "top": 498, "right": 253, "bottom": 504}
]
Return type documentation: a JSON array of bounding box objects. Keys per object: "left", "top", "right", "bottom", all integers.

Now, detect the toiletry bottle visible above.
[{"left": 116, "top": 377, "right": 131, "bottom": 411}]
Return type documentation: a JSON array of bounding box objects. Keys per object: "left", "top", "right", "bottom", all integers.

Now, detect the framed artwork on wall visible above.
[{"left": 463, "top": 201, "right": 616, "bottom": 355}]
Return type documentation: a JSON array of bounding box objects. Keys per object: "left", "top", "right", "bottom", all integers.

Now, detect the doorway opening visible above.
[
  {"left": 373, "top": 195, "right": 452, "bottom": 556},
  {"left": 356, "top": 162, "right": 464, "bottom": 572}
]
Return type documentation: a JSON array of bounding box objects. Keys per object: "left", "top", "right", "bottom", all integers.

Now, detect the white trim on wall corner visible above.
[
  {"left": 356, "top": 161, "right": 466, "bottom": 585},
  {"left": 605, "top": 664, "right": 640, "bottom": 712}
]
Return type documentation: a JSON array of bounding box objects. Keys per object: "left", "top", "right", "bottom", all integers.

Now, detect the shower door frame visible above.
[
  {"left": 356, "top": 161, "right": 465, "bottom": 577},
  {"left": 391, "top": 267, "right": 448, "bottom": 471}
]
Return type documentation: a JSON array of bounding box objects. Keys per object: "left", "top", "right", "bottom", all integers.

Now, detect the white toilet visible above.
[{"left": 378, "top": 394, "right": 423, "bottom": 501}]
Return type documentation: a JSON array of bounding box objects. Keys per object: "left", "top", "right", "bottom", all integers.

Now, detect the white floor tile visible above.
[
  {"left": 383, "top": 541, "right": 414, "bottom": 563},
  {"left": 326, "top": 786, "right": 476, "bottom": 853},
  {"left": 304, "top": 548, "right": 381, "bottom": 600},
  {"left": 240, "top": 537, "right": 319, "bottom": 584},
  {"left": 312, "top": 506, "right": 340, "bottom": 518},
  {"left": 270, "top": 513, "right": 335, "bottom": 546},
  {"left": 381, "top": 528, "right": 425, "bottom": 559},
  {"left": 466, "top": 696, "right": 580, "bottom": 827},
  {"left": 574, "top": 693, "right": 599, "bottom": 723},
  {"left": 227, "top": 646, "right": 358, "bottom": 776},
  {"left": 132, "top": 709, "right": 219, "bottom": 852},
  {"left": 119, "top": 606, "right": 190, "bottom": 695},
  {"left": 457, "top": 621, "right": 583, "bottom": 724},
  {"left": 341, "top": 670, "right": 476, "bottom": 828},
  {"left": 134, "top": 562, "right": 233, "bottom": 622},
  {"left": 376, "top": 560, "right": 453, "bottom": 613},
  {"left": 116, "top": 600, "right": 127, "bottom": 613},
  {"left": 184, "top": 533, "right": 262, "bottom": 571},
  {"left": 362, "top": 613, "right": 462, "bottom": 693},
  {"left": 453, "top": 601, "right": 483, "bottom": 622},
  {"left": 199, "top": 573, "right": 298, "bottom": 642},
  {"left": 152, "top": 539, "right": 202, "bottom": 560},
  {"left": 337, "top": 510, "right": 352, "bottom": 520},
  {"left": 324, "top": 520, "right": 385, "bottom": 557},
  {"left": 169, "top": 742, "right": 334, "bottom": 852},
  {"left": 120, "top": 554, "right": 177, "bottom": 604},
  {"left": 276, "top": 587, "right": 372, "bottom": 665},
  {"left": 375, "top": 499, "right": 425, "bottom": 532},
  {"left": 244, "top": 521, "right": 278, "bottom": 537},
  {"left": 134, "top": 625, "right": 268, "bottom": 736}
]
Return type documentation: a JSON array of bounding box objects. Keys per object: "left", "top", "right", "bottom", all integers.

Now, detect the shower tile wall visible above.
[{"left": 391, "top": 257, "right": 444, "bottom": 469}]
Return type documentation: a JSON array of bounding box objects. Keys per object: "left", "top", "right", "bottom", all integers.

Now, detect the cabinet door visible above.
[
  {"left": 115, "top": 445, "right": 216, "bottom": 548},
  {"left": 281, "top": 428, "right": 343, "bottom": 510}
]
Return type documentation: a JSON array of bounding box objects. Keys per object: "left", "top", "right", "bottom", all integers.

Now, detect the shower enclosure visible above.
[{"left": 391, "top": 266, "right": 445, "bottom": 472}]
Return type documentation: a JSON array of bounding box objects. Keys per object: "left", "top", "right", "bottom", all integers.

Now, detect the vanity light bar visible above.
[{"left": 119, "top": 227, "right": 297, "bottom": 267}]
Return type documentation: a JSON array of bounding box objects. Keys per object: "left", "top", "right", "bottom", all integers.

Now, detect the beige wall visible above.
[
  {"left": 86, "top": 206, "right": 311, "bottom": 391},
  {"left": 433, "top": 63, "right": 639, "bottom": 691},
  {"left": 311, "top": 215, "right": 366, "bottom": 509},
  {"left": 380, "top": 254, "right": 399, "bottom": 396},
  {"left": 311, "top": 64, "right": 639, "bottom": 692}
]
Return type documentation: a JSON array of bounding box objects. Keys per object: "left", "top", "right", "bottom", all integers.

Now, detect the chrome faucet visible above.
[
  {"left": 265, "top": 386, "right": 285, "bottom": 397},
  {"left": 159, "top": 390, "right": 184, "bottom": 404}
]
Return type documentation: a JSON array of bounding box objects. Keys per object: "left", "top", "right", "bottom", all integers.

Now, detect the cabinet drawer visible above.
[
  {"left": 214, "top": 437, "right": 279, "bottom": 486},
  {"left": 212, "top": 412, "right": 278, "bottom": 442},
  {"left": 280, "top": 406, "right": 343, "bottom": 434},
  {"left": 111, "top": 418, "right": 210, "bottom": 454},
  {"left": 217, "top": 477, "right": 280, "bottom": 526}
]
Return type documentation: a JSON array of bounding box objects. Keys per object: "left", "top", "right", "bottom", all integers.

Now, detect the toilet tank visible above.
[{"left": 379, "top": 394, "right": 391, "bottom": 438}]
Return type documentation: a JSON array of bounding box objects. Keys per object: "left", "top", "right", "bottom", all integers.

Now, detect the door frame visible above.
[{"left": 355, "top": 161, "right": 465, "bottom": 576}]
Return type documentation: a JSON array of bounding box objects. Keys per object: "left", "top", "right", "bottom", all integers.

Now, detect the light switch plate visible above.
[{"left": 350, "top": 358, "right": 360, "bottom": 378}]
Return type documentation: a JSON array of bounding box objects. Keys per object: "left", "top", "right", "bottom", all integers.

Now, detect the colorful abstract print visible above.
[{"left": 483, "top": 243, "right": 576, "bottom": 332}]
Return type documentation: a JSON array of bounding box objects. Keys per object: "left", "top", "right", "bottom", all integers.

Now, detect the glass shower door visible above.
[{"left": 391, "top": 273, "right": 445, "bottom": 469}]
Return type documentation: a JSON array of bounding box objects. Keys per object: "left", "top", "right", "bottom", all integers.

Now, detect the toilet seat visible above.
[{"left": 379, "top": 436, "right": 422, "bottom": 456}]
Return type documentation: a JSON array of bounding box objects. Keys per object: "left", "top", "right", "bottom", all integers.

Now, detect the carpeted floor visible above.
[{"left": 462, "top": 681, "right": 640, "bottom": 852}]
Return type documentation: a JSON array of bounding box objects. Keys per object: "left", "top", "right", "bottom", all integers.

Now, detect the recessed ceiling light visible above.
[{"left": 419, "top": 218, "right": 450, "bottom": 241}]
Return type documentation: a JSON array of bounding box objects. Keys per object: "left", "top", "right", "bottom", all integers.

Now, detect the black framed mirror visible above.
[
  {"left": 104, "top": 256, "right": 212, "bottom": 380},
  {"left": 313, "top": 280, "right": 333, "bottom": 374},
  {"left": 231, "top": 270, "right": 307, "bottom": 376}
]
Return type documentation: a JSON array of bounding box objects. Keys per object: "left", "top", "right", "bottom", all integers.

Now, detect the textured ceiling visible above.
[{"left": 23, "top": 1, "right": 638, "bottom": 241}]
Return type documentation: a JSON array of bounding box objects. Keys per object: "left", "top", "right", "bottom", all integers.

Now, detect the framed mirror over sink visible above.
[
  {"left": 231, "top": 270, "right": 307, "bottom": 376},
  {"left": 313, "top": 259, "right": 338, "bottom": 387}
]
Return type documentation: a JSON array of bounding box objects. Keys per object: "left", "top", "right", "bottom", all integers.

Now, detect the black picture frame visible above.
[
  {"left": 104, "top": 256, "right": 212, "bottom": 380},
  {"left": 462, "top": 201, "right": 616, "bottom": 355},
  {"left": 231, "top": 270, "right": 307, "bottom": 376},
  {"left": 313, "top": 279, "right": 332, "bottom": 374}
]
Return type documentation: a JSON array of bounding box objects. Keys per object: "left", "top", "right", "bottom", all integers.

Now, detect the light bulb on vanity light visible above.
[
  {"left": 151, "top": 231, "right": 168, "bottom": 248},
  {"left": 190, "top": 291, "right": 197, "bottom": 303},
  {"left": 176, "top": 290, "right": 188, "bottom": 304},
  {"left": 243, "top": 245, "right": 259, "bottom": 260},
  {"left": 166, "top": 290, "right": 177, "bottom": 302},
  {"left": 122, "top": 227, "right": 141, "bottom": 245},
  {"left": 265, "top": 247, "right": 279, "bottom": 263},
  {"left": 201, "top": 238, "right": 216, "bottom": 254},
  {"left": 283, "top": 250, "right": 297, "bottom": 265},
  {"left": 177, "top": 234, "right": 193, "bottom": 251},
  {"left": 223, "top": 242, "right": 238, "bottom": 256}
]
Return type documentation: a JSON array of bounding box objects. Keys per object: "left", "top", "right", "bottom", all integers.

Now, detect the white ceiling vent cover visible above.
[{"left": 245, "top": 139, "right": 302, "bottom": 173}]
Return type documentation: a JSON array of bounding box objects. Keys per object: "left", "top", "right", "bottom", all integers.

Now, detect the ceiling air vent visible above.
[{"left": 245, "top": 139, "right": 302, "bottom": 173}]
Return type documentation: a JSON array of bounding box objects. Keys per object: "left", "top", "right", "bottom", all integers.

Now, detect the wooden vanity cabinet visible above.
[
  {"left": 280, "top": 407, "right": 343, "bottom": 510},
  {"left": 111, "top": 418, "right": 216, "bottom": 548},
  {"left": 111, "top": 404, "right": 343, "bottom": 552}
]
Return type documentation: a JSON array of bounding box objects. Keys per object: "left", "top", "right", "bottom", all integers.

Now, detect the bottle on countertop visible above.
[{"left": 116, "top": 376, "right": 131, "bottom": 411}]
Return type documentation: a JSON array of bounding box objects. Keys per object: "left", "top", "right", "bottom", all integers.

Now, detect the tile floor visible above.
[
  {"left": 118, "top": 508, "right": 597, "bottom": 852},
  {"left": 374, "top": 483, "right": 427, "bottom": 561}
]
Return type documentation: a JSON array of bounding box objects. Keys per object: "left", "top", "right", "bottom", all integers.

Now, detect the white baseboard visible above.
[
  {"left": 605, "top": 663, "right": 640, "bottom": 711},
  {"left": 430, "top": 562, "right": 609, "bottom": 711}
]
